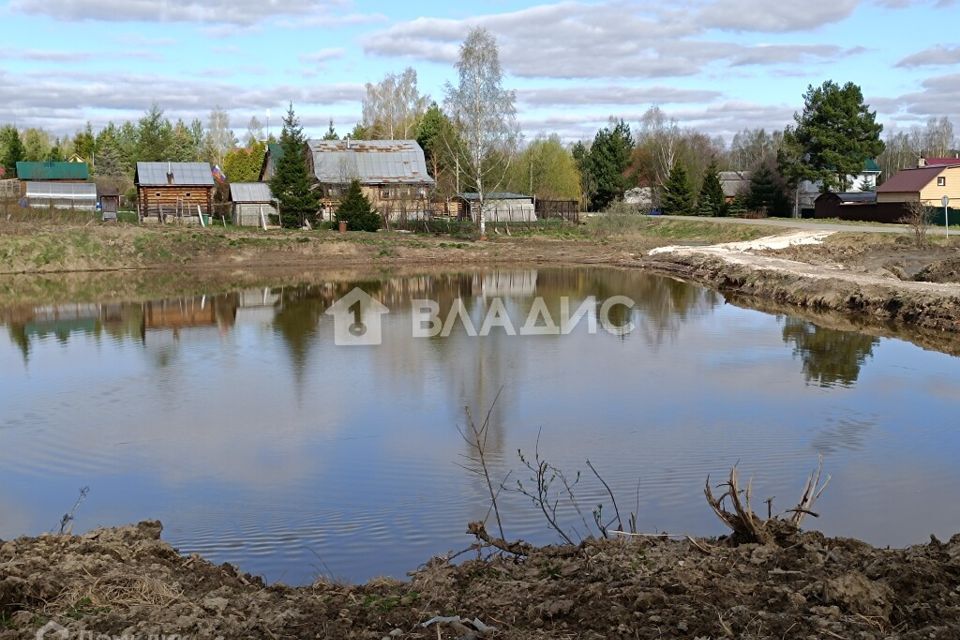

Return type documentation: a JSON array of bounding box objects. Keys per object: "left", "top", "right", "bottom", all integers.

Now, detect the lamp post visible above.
[{"left": 943, "top": 195, "right": 951, "bottom": 239}]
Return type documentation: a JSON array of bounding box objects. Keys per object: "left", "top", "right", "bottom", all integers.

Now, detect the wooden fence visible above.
[{"left": 535, "top": 199, "right": 580, "bottom": 223}]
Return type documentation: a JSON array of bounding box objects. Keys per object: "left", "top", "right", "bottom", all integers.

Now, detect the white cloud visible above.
[
  {"left": 698, "top": 0, "right": 861, "bottom": 32},
  {"left": 298, "top": 48, "right": 346, "bottom": 65},
  {"left": 896, "top": 44, "right": 960, "bottom": 67},
  {"left": 364, "top": 1, "right": 868, "bottom": 79},
  {"left": 11, "top": 0, "right": 357, "bottom": 26},
  {"left": 518, "top": 85, "right": 722, "bottom": 106}
]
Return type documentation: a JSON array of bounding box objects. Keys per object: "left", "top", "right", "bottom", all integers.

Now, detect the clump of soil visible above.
[
  {"left": 2, "top": 521, "right": 959, "bottom": 639},
  {"left": 915, "top": 257, "right": 960, "bottom": 284}
]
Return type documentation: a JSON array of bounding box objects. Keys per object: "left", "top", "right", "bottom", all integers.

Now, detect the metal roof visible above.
[
  {"left": 923, "top": 157, "right": 960, "bottom": 167},
  {"left": 459, "top": 192, "right": 532, "bottom": 201},
  {"left": 308, "top": 139, "right": 433, "bottom": 185},
  {"left": 876, "top": 166, "right": 946, "bottom": 193},
  {"left": 230, "top": 182, "right": 273, "bottom": 202},
  {"left": 135, "top": 162, "right": 215, "bottom": 186},
  {"left": 16, "top": 161, "right": 89, "bottom": 181},
  {"left": 817, "top": 191, "right": 877, "bottom": 204},
  {"left": 718, "top": 171, "right": 752, "bottom": 198},
  {"left": 25, "top": 182, "right": 97, "bottom": 199}
]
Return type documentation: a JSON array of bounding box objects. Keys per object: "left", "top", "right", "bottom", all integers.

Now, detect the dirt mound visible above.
[
  {"left": 915, "top": 257, "right": 960, "bottom": 284},
  {"left": 2, "top": 521, "right": 959, "bottom": 639}
]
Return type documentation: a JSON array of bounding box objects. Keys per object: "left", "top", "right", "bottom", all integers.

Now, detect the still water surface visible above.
[{"left": 1, "top": 268, "right": 958, "bottom": 584}]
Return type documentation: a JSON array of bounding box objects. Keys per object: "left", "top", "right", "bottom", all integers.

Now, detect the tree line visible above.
[{"left": 0, "top": 28, "right": 956, "bottom": 223}]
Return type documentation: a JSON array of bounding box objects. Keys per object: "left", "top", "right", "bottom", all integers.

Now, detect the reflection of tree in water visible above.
[{"left": 782, "top": 318, "right": 879, "bottom": 387}]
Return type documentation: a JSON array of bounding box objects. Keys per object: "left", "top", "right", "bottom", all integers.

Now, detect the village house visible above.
[
  {"left": 797, "top": 159, "right": 882, "bottom": 213},
  {"left": 876, "top": 164, "right": 960, "bottom": 206},
  {"left": 260, "top": 139, "right": 434, "bottom": 220},
  {"left": 135, "top": 162, "right": 215, "bottom": 223},
  {"left": 719, "top": 171, "right": 752, "bottom": 204}
]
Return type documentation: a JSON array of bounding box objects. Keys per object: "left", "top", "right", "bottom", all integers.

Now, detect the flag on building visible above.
[{"left": 212, "top": 165, "right": 227, "bottom": 184}]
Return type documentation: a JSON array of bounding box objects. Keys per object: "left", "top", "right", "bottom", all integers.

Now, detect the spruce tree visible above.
[
  {"left": 269, "top": 104, "right": 320, "bottom": 229},
  {"left": 661, "top": 161, "right": 694, "bottom": 215},
  {"left": 335, "top": 179, "right": 381, "bottom": 232},
  {"left": 747, "top": 165, "right": 791, "bottom": 216},
  {"left": 0, "top": 125, "right": 25, "bottom": 177},
  {"left": 697, "top": 162, "right": 727, "bottom": 217}
]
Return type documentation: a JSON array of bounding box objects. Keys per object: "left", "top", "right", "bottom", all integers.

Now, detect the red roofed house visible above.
[{"left": 877, "top": 165, "right": 960, "bottom": 206}]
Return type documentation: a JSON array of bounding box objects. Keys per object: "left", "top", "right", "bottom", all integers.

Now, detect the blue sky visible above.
[{"left": 0, "top": 0, "right": 957, "bottom": 143}]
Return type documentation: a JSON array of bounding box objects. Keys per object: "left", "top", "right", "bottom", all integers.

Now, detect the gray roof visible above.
[
  {"left": 459, "top": 192, "right": 532, "bottom": 201},
  {"left": 719, "top": 171, "right": 752, "bottom": 198},
  {"left": 307, "top": 139, "right": 434, "bottom": 185},
  {"left": 136, "top": 162, "right": 215, "bottom": 186},
  {"left": 25, "top": 182, "right": 97, "bottom": 199},
  {"left": 817, "top": 191, "right": 877, "bottom": 204},
  {"left": 230, "top": 182, "right": 273, "bottom": 203}
]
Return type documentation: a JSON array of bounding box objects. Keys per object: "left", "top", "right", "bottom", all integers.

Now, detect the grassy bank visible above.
[{"left": 0, "top": 216, "right": 768, "bottom": 278}]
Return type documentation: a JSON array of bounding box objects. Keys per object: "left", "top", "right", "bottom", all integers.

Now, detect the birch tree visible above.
[
  {"left": 444, "top": 27, "right": 519, "bottom": 236},
  {"left": 203, "top": 106, "right": 237, "bottom": 167},
  {"left": 362, "top": 67, "right": 428, "bottom": 140}
]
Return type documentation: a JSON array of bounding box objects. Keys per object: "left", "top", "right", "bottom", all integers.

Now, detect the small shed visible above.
[
  {"left": 230, "top": 182, "right": 277, "bottom": 227},
  {"left": 24, "top": 182, "right": 97, "bottom": 210},
  {"left": 457, "top": 192, "right": 537, "bottom": 222},
  {"left": 98, "top": 185, "right": 121, "bottom": 220},
  {"left": 135, "top": 162, "right": 215, "bottom": 223}
]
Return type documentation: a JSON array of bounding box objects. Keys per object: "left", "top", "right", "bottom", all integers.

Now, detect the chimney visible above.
[
  {"left": 166, "top": 161, "right": 174, "bottom": 185},
  {"left": 918, "top": 157, "right": 927, "bottom": 168}
]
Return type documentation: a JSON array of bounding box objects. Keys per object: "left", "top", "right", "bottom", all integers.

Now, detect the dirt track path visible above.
[
  {"left": 649, "top": 230, "right": 960, "bottom": 297},
  {"left": 654, "top": 214, "right": 916, "bottom": 234}
]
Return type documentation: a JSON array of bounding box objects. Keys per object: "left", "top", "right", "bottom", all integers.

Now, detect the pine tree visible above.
[
  {"left": 697, "top": 162, "right": 727, "bottom": 217},
  {"left": 335, "top": 180, "right": 381, "bottom": 232},
  {"left": 269, "top": 104, "right": 320, "bottom": 229},
  {"left": 661, "top": 161, "right": 694, "bottom": 215}
]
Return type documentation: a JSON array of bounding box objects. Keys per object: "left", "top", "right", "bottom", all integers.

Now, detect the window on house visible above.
[
  {"left": 155, "top": 192, "right": 161, "bottom": 197},
  {"left": 938, "top": 177, "right": 947, "bottom": 187},
  {"left": 185, "top": 192, "right": 191, "bottom": 197}
]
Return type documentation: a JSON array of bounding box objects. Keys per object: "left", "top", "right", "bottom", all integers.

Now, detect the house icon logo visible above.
[
  {"left": 325, "top": 288, "right": 390, "bottom": 346},
  {"left": 36, "top": 621, "right": 69, "bottom": 640}
]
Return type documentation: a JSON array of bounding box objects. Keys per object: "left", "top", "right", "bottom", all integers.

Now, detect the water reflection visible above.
[
  {"left": 2, "top": 268, "right": 959, "bottom": 584},
  {"left": 781, "top": 317, "right": 879, "bottom": 387}
]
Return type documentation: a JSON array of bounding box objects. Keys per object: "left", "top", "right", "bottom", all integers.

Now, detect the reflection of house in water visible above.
[
  {"left": 236, "top": 288, "right": 281, "bottom": 325},
  {"left": 143, "top": 295, "right": 238, "bottom": 337},
  {"left": 473, "top": 271, "right": 538, "bottom": 298}
]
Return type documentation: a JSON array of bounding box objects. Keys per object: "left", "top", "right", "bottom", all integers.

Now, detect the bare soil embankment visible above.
[
  {"left": 1, "top": 521, "right": 959, "bottom": 639},
  {"left": 642, "top": 231, "right": 960, "bottom": 334}
]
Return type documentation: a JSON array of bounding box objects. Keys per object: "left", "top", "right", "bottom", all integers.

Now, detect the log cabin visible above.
[{"left": 135, "top": 162, "right": 215, "bottom": 223}]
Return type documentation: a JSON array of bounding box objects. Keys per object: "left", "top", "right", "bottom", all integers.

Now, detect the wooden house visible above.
[
  {"left": 229, "top": 182, "right": 277, "bottom": 227},
  {"left": 260, "top": 139, "right": 434, "bottom": 221},
  {"left": 135, "top": 162, "right": 215, "bottom": 223}
]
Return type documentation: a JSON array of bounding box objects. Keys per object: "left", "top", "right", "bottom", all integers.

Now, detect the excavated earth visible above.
[{"left": 1, "top": 522, "right": 959, "bottom": 639}]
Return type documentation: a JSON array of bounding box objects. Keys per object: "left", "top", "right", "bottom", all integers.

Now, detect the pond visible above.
[{"left": 1, "top": 267, "right": 958, "bottom": 585}]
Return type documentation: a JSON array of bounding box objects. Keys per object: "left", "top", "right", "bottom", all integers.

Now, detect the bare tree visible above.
[
  {"left": 203, "top": 106, "right": 237, "bottom": 166},
  {"left": 444, "top": 28, "right": 520, "bottom": 237},
  {"left": 362, "top": 67, "right": 429, "bottom": 140},
  {"left": 245, "top": 116, "right": 265, "bottom": 147},
  {"left": 901, "top": 200, "right": 933, "bottom": 248}
]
